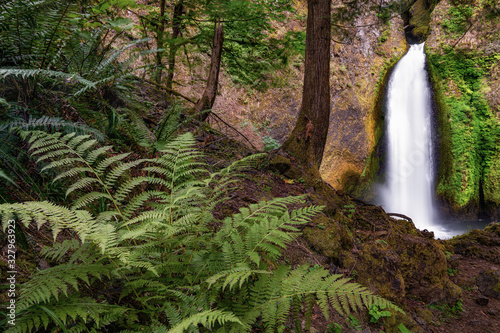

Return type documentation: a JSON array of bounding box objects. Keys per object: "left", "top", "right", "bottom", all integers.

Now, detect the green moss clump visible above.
[{"left": 404, "top": 0, "right": 440, "bottom": 43}]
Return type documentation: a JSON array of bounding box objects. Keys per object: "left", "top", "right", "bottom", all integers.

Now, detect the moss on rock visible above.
[
  {"left": 343, "top": 242, "right": 407, "bottom": 302},
  {"left": 403, "top": 0, "right": 441, "bottom": 43},
  {"left": 447, "top": 223, "right": 500, "bottom": 263},
  {"left": 382, "top": 308, "right": 423, "bottom": 333},
  {"left": 303, "top": 214, "right": 353, "bottom": 260}
]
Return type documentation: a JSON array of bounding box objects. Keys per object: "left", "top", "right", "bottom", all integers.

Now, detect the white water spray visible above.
[{"left": 381, "top": 43, "right": 441, "bottom": 236}]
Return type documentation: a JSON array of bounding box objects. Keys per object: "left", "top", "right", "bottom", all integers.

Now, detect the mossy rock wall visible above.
[{"left": 426, "top": 0, "right": 500, "bottom": 219}]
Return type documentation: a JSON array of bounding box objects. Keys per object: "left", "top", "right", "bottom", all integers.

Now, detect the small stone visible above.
[
  {"left": 476, "top": 295, "right": 489, "bottom": 306},
  {"left": 38, "top": 258, "right": 50, "bottom": 270}
]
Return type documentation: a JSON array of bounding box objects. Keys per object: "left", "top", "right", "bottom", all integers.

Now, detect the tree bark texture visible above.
[
  {"left": 194, "top": 19, "right": 224, "bottom": 121},
  {"left": 154, "top": 0, "right": 167, "bottom": 83},
  {"left": 282, "top": 0, "right": 331, "bottom": 170},
  {"left": 165, "top": 1, "right": 184, "bottom": 93}
]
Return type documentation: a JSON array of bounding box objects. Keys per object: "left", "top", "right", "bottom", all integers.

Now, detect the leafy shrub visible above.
[{"left": 262, "top": 135, "right": 281, "bottom": 151}]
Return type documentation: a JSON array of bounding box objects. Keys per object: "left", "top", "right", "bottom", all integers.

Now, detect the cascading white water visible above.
[{"left": 381, "top": 43, "right": 441, "bottom": 236}]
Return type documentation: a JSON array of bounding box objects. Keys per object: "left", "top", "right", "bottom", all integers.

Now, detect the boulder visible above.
[{"left": 476, "top": 269, "right": 500, "bottom": 299}]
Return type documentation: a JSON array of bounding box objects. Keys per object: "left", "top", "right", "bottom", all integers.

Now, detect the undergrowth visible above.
[{"left": 0, "top": 131, "right": 403, "bottom": 332}]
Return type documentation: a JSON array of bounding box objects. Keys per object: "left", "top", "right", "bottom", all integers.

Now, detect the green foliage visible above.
[
  {"left": 428, "top": 299, "right": 464, "bottom": 318},
  {"left": 368, "top": 304, "right": 392, "bottom": 323},
  {"left": 428, "top": 49, "right": 500, "bottom": 207},
  {"left": 139, "top": 0, "right": 302, "bottom": 89},
  {"left": 262, "top": 135, "right": 281, "bottom": 151},
  {"left": 0, "top": 131, "right": 403, "bottom": 332},
  {"left": 0, "top": 113, "right": 105, "bottom": 201},
  {"left": 343, "top": 204, "right": 356, "bottom": 218},
  {"left": 0, "top": 0, "right": 150, "bottom": 150},
  {"left": 441, "top": 5, "right": 473, "bottom": 34},
  {"left": 327, "top": 322, "right": 343, "bottom": 333},
  {"left": 398, "top": 323, "right": 412, "bottom": 333},
  {"left": 346, "top": 315, "right": 362, "bottom": 331}
]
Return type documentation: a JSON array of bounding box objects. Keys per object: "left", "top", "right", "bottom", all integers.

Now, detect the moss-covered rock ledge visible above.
[{"left": 403, "top": 0, "right": 441, "bottom": 43}]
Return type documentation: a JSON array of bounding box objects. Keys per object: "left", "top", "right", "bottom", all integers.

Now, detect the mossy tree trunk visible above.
[
  {"left": 283, "top": 0, "right": 331, "bottom": 171},
  {"left": 194, "top": 19, "right": 224, "bottom": 121}
]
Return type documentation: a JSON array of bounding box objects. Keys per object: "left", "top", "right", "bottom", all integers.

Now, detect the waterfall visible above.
[{"left": 381, "top": 43, "right": 441, "bottom": 236}]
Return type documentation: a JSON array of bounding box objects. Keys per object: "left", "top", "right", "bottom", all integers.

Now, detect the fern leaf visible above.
[
  {"left": 102, "top": 160, "right": 144, "bottom": 189},
  {"left": 85, "top": 146, "right": 113, "bottom": 164},
  {"left": 52, "top": 167, "right": 94, "bottom": 183},
  {"left": 65, "top": 177, "right": 101, "bottom": 196},
  {"left": 71, "top": 192, "right": 113, "bottom": 210},
  {"left": 94, "top": 152, "right": 131, "bottom": 176},
  {"left": 168, "top": 310, "right": 243, "bottom": 333}
]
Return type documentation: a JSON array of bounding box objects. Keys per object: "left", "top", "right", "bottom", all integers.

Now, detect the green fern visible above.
[
  {"left": 0, "top": 115, "right": 105, "bottom": 141},
  {"left": 0, "top": 131, "right": 403, "bottom": 332}
]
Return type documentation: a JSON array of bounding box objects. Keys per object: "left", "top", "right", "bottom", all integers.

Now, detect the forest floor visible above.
[
  {"left": 199, "top": 131, "right": 500, "bottom": 333},
  {"left": 1, "top": 126, "right": 499, "bottom": 333}
]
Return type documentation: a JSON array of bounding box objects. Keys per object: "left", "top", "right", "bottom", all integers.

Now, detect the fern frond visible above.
[
  {"left": 8, "top": 297, "right": 129, "bottom": 333},
  {"left": 0, "top": 68, "right": 96, "bottom": 87},
  {"left": 52, "top": 167, "right": 94, "bottom": 183},
  {"left": 0, "top": 116, "right": 105, "bottom": 141},
  {"left": 206, "top": 267, "right": 271, "bottom": 291},
  {"left": 121, "top": 191, "right": 164, "bottom": 218},
  {"left": 16, "top": 264, "right": 111, "bottom": 311},
  {"left": 95, "top": 152, "right": 131, "bottom": 176},
  {"left": 168, "top": 310, "right": 244, "bottom": 333},
  {"left": 0, "top": 201, "right": 96, "bottom": 241}
]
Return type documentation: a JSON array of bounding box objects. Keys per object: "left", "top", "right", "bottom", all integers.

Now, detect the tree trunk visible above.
[
  {"left": 194, "top": 19, "right": 224, "bottom": 121},
  {"left": 282, "top": 0, "right": 331, "bottom": 170},
  {"left": 154, "top": 0, "right": 167, "bottom": 83},
  {"left": 165, "top": 1, "right": 184, "bottom": 94}
]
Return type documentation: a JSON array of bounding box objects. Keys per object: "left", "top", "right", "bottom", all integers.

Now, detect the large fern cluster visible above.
[{"left": 0, "top": 131, "right": 403, "bottom": 332}]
